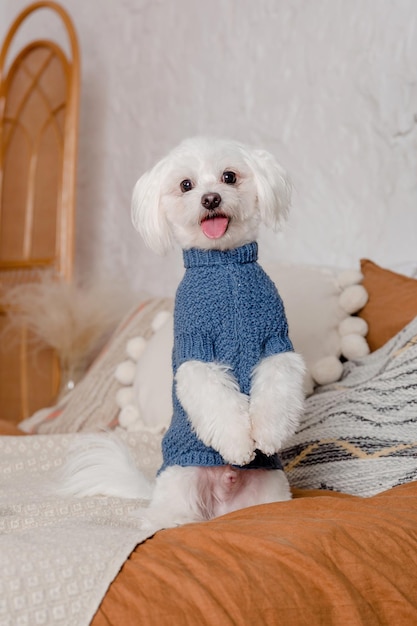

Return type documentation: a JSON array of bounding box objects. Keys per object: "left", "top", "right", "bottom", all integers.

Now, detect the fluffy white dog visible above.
[{"left": 62, "top": 137, "right": 305, "bottom": 530}]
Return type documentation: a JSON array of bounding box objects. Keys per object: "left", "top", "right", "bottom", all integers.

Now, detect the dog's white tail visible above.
[{"left": 58, "top": 434, "right": 153, "bottom": 499}]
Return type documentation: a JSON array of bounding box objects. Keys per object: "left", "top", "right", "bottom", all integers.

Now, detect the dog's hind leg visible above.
[
  {"left": 137, "top": 465, "right": 209, "bottom": 531},
  {"left": 207, "top": 467, "right": 292, "bottom": 518}
]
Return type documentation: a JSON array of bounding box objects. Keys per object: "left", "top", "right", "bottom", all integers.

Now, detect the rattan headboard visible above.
[{"left": 0, "top": 1, "right": 80, "bottom": 423}]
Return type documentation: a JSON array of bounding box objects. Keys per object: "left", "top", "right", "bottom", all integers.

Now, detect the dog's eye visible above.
[
  {"left": 180, "top": 179, "right": 193, "bottom": 193},
  {"left": 222, "top": 171, "right": 237, "bottom": 185}
]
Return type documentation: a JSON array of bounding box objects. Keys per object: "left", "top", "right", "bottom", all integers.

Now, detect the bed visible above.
[
  {"left": 1, "top": 265, "right": 417, "bottom": 626},
  {"left": 2, "top": 5, "right": 417, "bottom": 626}
]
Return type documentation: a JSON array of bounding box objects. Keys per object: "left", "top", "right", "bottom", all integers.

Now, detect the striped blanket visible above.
[{"left": 282, "top": 316, "right": 417, "bottom": 496}]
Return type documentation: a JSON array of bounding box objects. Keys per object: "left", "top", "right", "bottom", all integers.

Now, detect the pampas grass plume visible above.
[{"left": 3, "top": 272, "right": 140, "bottom": 377}]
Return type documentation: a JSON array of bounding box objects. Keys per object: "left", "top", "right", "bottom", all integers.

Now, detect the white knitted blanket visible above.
[
  {"left": 0, "top": 430, "right": 162, "bottom": 626},
  {"left": 283, "top": 316, "right": 417, "bottom": 496}
]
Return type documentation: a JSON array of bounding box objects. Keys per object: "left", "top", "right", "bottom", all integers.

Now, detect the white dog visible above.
[{"left": 62, "top": 137, "right": 305, "bottom": 530}]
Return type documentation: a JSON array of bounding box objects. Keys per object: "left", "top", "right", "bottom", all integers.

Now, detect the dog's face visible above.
[{"left": 132, "top": 137, "right": 291, "bottom": 254}]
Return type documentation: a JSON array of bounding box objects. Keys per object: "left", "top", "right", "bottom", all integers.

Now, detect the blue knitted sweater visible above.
[{"left": 160, "top": 242, "right": 293, "bottom": 473}]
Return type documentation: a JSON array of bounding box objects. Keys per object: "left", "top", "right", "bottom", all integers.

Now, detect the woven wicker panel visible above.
[
  {"left": 0, "top": 2, "right": 80, "bottom": 423},
  {"left": 1, "top": 45, "right": 67, "bottom": 263},
  {"left": 0, "top": 312, "right": 59, "bottom": 422}
]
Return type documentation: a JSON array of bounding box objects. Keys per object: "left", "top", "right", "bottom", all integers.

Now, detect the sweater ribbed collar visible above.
[{"left": 183, "top": 242, "right": 258, "bottom": 268}]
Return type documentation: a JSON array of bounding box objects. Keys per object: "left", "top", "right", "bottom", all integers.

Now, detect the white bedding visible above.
[{"left": 0, "top": 431, "right": 161, "bottom": 626}]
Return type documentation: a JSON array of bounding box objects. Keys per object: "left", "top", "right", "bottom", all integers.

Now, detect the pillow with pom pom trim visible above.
[
  {"left": 19, "top": 298, "right": 173, "bottom": 434},
  {"left": 262, "top": 263, "right": 369, "bottom": 393}
]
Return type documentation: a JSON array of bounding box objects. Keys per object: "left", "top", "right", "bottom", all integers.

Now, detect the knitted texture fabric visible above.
[
  {"left": 160, "top": 242, "right": 294, "bottom": 472},
  {"left": 281, "top": 315, "right": 417, "bottom": 496}
]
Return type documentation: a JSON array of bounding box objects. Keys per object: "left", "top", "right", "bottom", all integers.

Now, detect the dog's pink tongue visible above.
[{"left": 201, "top": 217, "right": 229, "bottom": 239}]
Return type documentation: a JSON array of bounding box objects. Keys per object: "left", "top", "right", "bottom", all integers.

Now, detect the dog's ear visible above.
[
  {"left": 247, "top": 149, "right": 292, "bottom": 231},
  {"left": 131, "top": 159, "right": 174, "bottom": 255}
]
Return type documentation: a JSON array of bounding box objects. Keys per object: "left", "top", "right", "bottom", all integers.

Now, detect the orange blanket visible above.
[
  {"left": 2, "top": 421, "right": 416, "bottom": 625},
  {"left": 93, "top": 483, "right": 417, "bottom": 625}
]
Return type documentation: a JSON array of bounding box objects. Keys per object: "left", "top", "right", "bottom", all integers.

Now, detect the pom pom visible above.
[
  {"left": 125, "top": 418, "right": 150, "bottom": 433},
  {"left": 115, "top": 387, "right": 135, "bottom": 409},
  {"left": 339, "top": 284, "right": 368, "bottom": 314},
  {"left": 311, "top": 356, "right": 344, "bottom": 386},
  {"left": 338, "top": 317, "right": 368, "bottom": 337},
  {"left": 114, "top": 360, "right": 136, "bottom": 385},
  {"left": 340, "top": 334, "right": 370, "bottom": 360},
  {"left": 151, "top": 310, "right": 172, "bottom": 332},
  {"left": 118, "top": 404, "right": 140, "bottom": 428},
  {"left": 126, "top": 336, "right": 147, "bottom": 361},
  {"left": 337, "top": 269, "right": 363, "bottom": 289}
]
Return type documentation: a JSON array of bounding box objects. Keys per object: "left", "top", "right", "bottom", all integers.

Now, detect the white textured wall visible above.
[{"left": 2, "top": 0, "right": 417, "bottom": 295}]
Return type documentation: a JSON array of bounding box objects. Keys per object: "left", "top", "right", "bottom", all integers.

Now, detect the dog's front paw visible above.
[
  {"left": 250, "top": 388, "right": 303, "bottom": 454},
  {"left": 206, "top": 392, "right": 256, "bottom": 465},
  {"left": 250, "top": 352, "right": 306, "bottom": 453},
  {"left": 250, "top": 403, "right": 286, "bottom": 455},
  {"left": 249, "top": 379, "right": 302, "bottom": 454},
  {"left": 177, "top": 360, "right": 256, "bottom": 465},
  {"left": 218, "top": 430, "right": 256, "bottom": 466}
]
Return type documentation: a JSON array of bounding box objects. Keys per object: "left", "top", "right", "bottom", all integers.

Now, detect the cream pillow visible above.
[{"left": 262, "top": 263, "right": 369, "bottom": 393}]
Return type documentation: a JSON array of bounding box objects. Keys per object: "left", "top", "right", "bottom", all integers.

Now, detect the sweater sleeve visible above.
[
  {"left": 262, "top": 296, "right": 294, "bottom": 358},
  {"left": 263, "top": 329, "right": 294, "bottom": 357},
  {"left": 174, "top": 332, "right": 215, "bottom": 369},
  {"left": 173, "top": 271, "right": 217, "bottom": 369}
]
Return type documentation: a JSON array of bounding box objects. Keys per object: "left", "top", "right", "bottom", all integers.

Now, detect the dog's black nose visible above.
[{"left": 201, "top": 192, "right": 221, "bottom": 211}]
